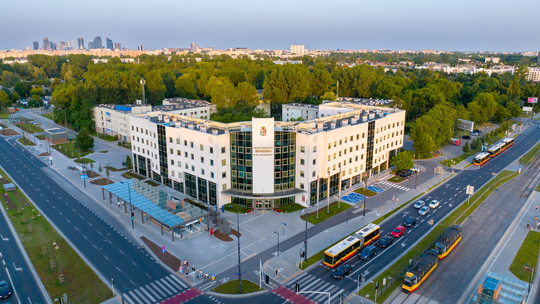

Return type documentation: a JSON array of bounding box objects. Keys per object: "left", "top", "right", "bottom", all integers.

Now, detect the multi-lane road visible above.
[{"left": 0, "top": 137, "right": 192, "bottom": 303}]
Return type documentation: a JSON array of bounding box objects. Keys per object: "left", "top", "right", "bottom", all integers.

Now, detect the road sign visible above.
[
  {"left": 161, "top": 246, "right": 166, "bottom": 253},
  {"left": 80, "top": 174, "right": 88, "bottom": 180}
]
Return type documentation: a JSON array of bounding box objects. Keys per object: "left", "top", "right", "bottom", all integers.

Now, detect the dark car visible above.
[
  {"left": 377, "top": 236, "right": 394, "bottom": 248},
  {"left": 122, "top": 161, "right": 127, "bottom": 166},
  {"left": 359, "top": 245, "right": 377, "bottom": 260},
  {"left": 461, "top": 135, "right": 471, "bottom": 140},
  {"left": 404, "top": 216, "right": 417, "bottom": 227},
  {"left": 0, "top": 281, "right": 12, "bottom": 299},
  {"left": 332, "top": 264, "right": 353, "bottom": 279},
  {"left": 397, "top": 170, "right": 412, "bottom": 178},
  {"left": 473, "top": 129, "right": 482, "bottom": 134}
]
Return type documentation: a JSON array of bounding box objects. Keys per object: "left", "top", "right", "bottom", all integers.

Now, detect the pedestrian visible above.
[
  {"left": 186, "top": 260, "right": 189, "bottom": 268},
  {"left": 185, "top": 269, "right": 189, "bottom": 278},
  {"left": 117, "top": 201, "right": 120, "bottom": 207},
  {"left": 535, "top": 206, "right": 538, "bottom": 212},
  {"left": 122, "top": 201, "right": 125, "bottom": 206},
  {"left": 179, "top": 265, "right": 183, "bottom": 274},
  {"left": 199, "top": 270, "right": 203, "bottom": 279},
  {"left": 527, "top": 223, "right": 530, "bottom": 230},
  {"left": 275, "top": 268, "right": 279, "bottom": 278},
  {"left": 392, "top": 195, "right": 394, "bottom": 202},
  {"left": 205, "top": 273, "right": 209, "bottom": 281}
]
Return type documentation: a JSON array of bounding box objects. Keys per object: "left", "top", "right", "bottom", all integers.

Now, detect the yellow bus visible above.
[{"left": 323, "top": 223, "right": 380, "bottom": 268}]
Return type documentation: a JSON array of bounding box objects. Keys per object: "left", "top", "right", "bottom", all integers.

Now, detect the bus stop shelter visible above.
[{"left": 102, "top": 179, "right": 207, "bottom": 241}]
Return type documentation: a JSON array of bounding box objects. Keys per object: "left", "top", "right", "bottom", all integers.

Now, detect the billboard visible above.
[
  {"left": 528, "top": 97, "right": 538, "bottom": 103},
  {"left": 252, "top": 117, "right": 275, "bottom": 194},
  {"left": 457, "top": 119, "right": 474, "bottom": 132},
  {"left": 523, "top": 106, "right": 533, "bottom": 112}
]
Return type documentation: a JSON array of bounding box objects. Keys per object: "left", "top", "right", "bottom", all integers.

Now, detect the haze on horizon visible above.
[{"left": 1, "top": 0, "right": 539, "bottom": 52}]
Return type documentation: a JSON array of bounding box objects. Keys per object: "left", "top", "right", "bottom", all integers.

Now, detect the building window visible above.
[
  {"left": 191, "top": 154, "right": 194, "bottom": 160},
  {"left": 300, "top": 183, "right": 305, "bottom": 189},
  {"left": 222, "top": 159, "right": 226, "bottom": 166},
  {"left": 185, "top": 152, "right": 188, "bottom": 158},
  {"left": 312, "top": 171, "right": 316, "bottom": 177},
  {"left": 190, "top": 142, "right": 194, "bottom": 148},
  {"left": 362, "top": 133, "right": 365, "bottom": 138},
  {"left": 177, "top": 150, "right": 181, "bottom": 156},
  {"left": 211, "top": 172, "right": 214, "bottom": 178},
  {"left": 170, "top": 148, "right": 173, "bottom": 154},
  {"left": 178, "top": 161, "right": 181, "bottom": 167},
  {"left": 185, "top": 163, "right": 188, "bottom": 169},
  {"left": 222, "top": 183, "right": 227, "bottom": 190},
  {"left": 301, "top": 146, "right": 305, "bottom": 153},
  {"left": 221, "top": 147, "right": 226, "bottom": 154},
  {"left": 328, "top": 143, "right": 331, "bottom": 149},
  {"left": 210, "top": 160, "right": 214, "bottom": 166},
  {"left": 184, "top": 140, "right": 187, "bottom": 146},
  {"left": 176, "top": 138, "right": 180, "bottom": 144},
  {"left": 300, "top": 171, "right": 305, "bottom": 177},
  {"left": 300, "top": 159, "right": 305, "bottom": 165},
  {"left": 191, "top": 165, "right": 195, "bottom": 172},
  {"left": 201, "top": 157, "right": 204, "bottom": 163},
  {"left": 201, "top": 169, "right": 205, "bottom": 175},
  {"left": 169, "top": 137, "right": 173, "bottom": 143},
  {"left": 222, "top": 172, "right": 226, "bottom": 178},
  {"left": 313, "top": 159, "right": 316, "bottom": 165},
  {"left": 350, "top": 136, "right": 353, "bottom": 141},
  {"left": 200, "top": 144, "right": 204, "bottom": 151},
  {"left": 210, "top": 147, "right": 214, "bottom": 154}
]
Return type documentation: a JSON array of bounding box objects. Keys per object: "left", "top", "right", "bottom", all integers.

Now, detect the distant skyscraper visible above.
[
  {"left": 94, "top": 36, "right": 102, "bottom": 49},
  {"left": 190, "top": 43, "right": 199, "bottom": 52},
  {"left": 113, "top": 42, "right": 121, "bottom": 50},
  {"left": 78, "top": 38, "right": 85, "bottom": 49},
  {"left": 138, "top": 44, "right": 143, "bottom": 51},
  {"left": 106, "top": 38, "right": 113, "bottom": 50},
  {"left": 33, "top": 41, "right": 39, "bottom": 50},
  {"left": 72, "top": 40, "right": 77, "bottom": 50},
  {"left": 43, "top": 37, "right": 50, "bottom": 50},
  {"left": 50, "top": 42, "right": 57, "bottom": 50},
  {"left": 290, "top": 45, "right": 305, "bottom": 55},
  {"left": 538, "top": 51, "right": 540, "bottom": 64},
  {"left": 88, "top": 41, "right": 94, "bottom": 49}
]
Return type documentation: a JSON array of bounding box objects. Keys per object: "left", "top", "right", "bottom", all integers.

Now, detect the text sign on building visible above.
[
  {"left": 252, "top": 118, "right": 275, "bottom": 194},
  {"left": 528, "top": 97, "right": 538, "bottom": 104}
]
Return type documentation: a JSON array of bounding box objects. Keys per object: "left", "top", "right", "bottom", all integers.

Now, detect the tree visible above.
[
  {"left": 10, "top": 91, "right": 20, "bottom": 103},
  {"left": 311, "top": 69, "right": 334, "bottom": 97},
  {"left": 463, "top": 141, "right": 470, "bottom": 153},
  {"left": 468, "top": 93, "right": 497, "bottom": 124},
  {"left": 1, "top": 71, "right": 18, "bottom": 87},
  {"left": 126, "top": 155, "right": 132, "bottom": 168},
  {"left": 263, "top": 64, "right": 311, "bottom": 104},
  {"left": 321, "top": 92, "right": 336, "bottom": 101},
  {"left": 50, "top": 78, "right": 62, "bottom": 91},
  {"left": 390, "top": 150, "right": 414, "bottom": 171},
  {"left": 0, "top": 90, "right": 10, "bottom": 109},
  {"left": 106, "top": 167, "right": 110, "bottom": 180},
  {"left": 75, "top": 128, "right": 94, "bottom": 151},
  {"left": 98, "top": 163, "right": 102, "bottom": 174}
]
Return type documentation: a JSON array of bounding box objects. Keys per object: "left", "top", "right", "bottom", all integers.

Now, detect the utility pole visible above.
[
  {"left": 316, "top": 175, "right": 319, "bottom": 219},
  {"left": 327, "top": 170, "right": 330, "bottom": 214},
  {"left": 338, "top": 165, "right": 342, "bottom": 209},
  {"left": 304, "top": 206, "right": 308, "bottom": 262},
  {"left": 363, "top": 171, "right": 368, "bottom": 217},
  {"left": 237, "top": 204, "right": 242, "bottom": 294}
]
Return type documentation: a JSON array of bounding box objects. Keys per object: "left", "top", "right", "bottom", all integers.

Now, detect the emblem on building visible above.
[{"left": 260, "top": 126, "right": 267, "bottom": 136}]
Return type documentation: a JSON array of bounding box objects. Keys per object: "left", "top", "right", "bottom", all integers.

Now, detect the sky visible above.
[{"left": 1, "top": 0, "right": 539, "bottom": 52}]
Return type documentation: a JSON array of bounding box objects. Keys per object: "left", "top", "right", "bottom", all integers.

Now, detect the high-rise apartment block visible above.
[
  {"left": 43, "top": 37, "right": 50, "bottom": 50},
  {"left": 33, "top": 41, "right": 39, "bottom": 50},
  {"left": 190, "top": 43, "right": 199, "bottom": 52},
  {"left": 93, "top": 36, "right": 102, "bottom": 49},
  {"left": 138, "top": 44, "right": 143, "bottom": 51},
  {"left": 113, "top": 42, "right": 122, "bottom": 50},
  {"left": 290, "top": 45, "right": 305, "bottom": 55},
  {"left": 78, "top": 38, "right": 85, "bottom": 49},
  {"left": 88, "top": 42, "right": 94, "bottom": 49},
  {"left": 106, "top": 38, "right": 113, "bottom": 50}
]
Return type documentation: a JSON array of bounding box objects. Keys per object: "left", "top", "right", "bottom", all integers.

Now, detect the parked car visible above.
[
  {"left": 378, "top": 236, "right": 394, "bottom": 248},
  {"left": 359, "top": 246, "right": 377, "bottom": 260},
  {"left": 332, "top": 264, "right": 353, "bottom": 279},
  {"left": 122, "top": 161, "right": 127, "bottom": 166},
  {"left": 404, "top": 216, "right": 417, "bottom": 227},
  {"left": 461, "top": 135, "right": 471, "bottom": 140},
  {"left": 0, "top": 281, "right": 12, "bottom": 299},
  {"left": 397, "top": 170, "right": 412, "bottom": 178},
  {"left": 391, "top": 226, "right": 406, "bottom": 238},
  {"left": 419, "top": 206, "right": 430, "bottom": 216},
  {"left": 470, "top": 131, "right": 479, "bottom": 136},
  {"left": 429, "top": 200, "right": 440, "bottom": 209},
  {"left": 411, "top": 167, "right": 420, "bottom": 173},
  {"left": 15, "top": 108, "right": 20, "bottom": 111},
  {"left": 473, "top": 129, "right": 482, "bottom": 134},
  {"left": 413, "top": 200, "right": 425, "bottom": 209}
]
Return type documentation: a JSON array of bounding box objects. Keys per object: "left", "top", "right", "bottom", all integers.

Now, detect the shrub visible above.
[{"left": 463, "top": 141, "right": 470, "bottom": 153}]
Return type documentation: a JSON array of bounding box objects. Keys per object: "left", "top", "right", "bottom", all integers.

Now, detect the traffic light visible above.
[
  {"left": 265, "top": 274, "right": 269, "bottom": 284},
  {"left": 295, "top": 283, "right": 300, "bottom": 292},
  {"left": 300, "top": 251, "right": 304, "bottom": 258},
  {"left": 376, "top": 282, "right": 380, "bottom": 290}
]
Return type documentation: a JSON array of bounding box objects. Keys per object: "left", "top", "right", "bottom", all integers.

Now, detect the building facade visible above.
[
  {"left": 527, "top": 67, "right": 540, "bottom": 82},
  {"left": 130, "top": 104, "right": 405, "bottom": 209},
  {"left": 94, "top": 103, "right": 152, "bottom": 142},
  {"left": 43, "top": 37, "right": 50, "bottom": 50},
  {"left": 290, "top": 45, "right": 305, "bottom": 55},
  {"left": 94, "top": 36, "right": 102, "bottom": 49},
  {"left": 33, "top": 41, "right": 39, "bottom": 50},
  {"left": 78, "top": 38, "right": 85, "bottom": 49},
  {"left": 282, "top": 103, "right": 319, "bottom": 121}
]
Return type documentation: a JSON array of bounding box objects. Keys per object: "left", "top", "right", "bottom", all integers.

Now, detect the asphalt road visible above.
[
  {"left": 212, "top": 125, "right": 540, "bottom": 304},
  {"left": 0, "top": 136, "right": 190, "bottom": 304},
  {"left": 0, "top": 203, "right": 49, "bottom": 304}
]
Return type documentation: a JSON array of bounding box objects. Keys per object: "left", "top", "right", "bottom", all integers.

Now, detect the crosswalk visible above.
[
  {"left": 123, "top": 274, "right": 190, "bottom": 304},
  {"left": 379, "top": 181, "right": 410, "bottom": 192},
  {"left": 275, "top": 272, "right": 346, "bottom": 304}
]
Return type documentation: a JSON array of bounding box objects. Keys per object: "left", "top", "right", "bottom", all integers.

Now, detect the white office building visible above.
[
  {"left": 527, "top": 67, "right": 540, "bottom": 82},
  {"left": 130, "top": 103, "right": 405, "bottom": 209},
  {"left": 94, "top": 103, "right": 152, "bottom": 142}
]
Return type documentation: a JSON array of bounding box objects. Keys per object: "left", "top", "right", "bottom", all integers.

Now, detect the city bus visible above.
[
  {"left": 487, "top": 142, "right": 504, "bottom": 158},
  {"left": 473, "top": 152, "right": 490, "bottom": 166},
  {"left": 501, "top": 137, "right": 514, "bottom": 149},
  {"left": 323, "top": 223, "right": 380, "bottom": 268}
]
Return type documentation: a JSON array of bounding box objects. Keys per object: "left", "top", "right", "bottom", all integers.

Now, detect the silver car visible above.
[
  {"left": 413, "top": 200, "right": 425, "bottom": 209},
  {"left": 418, "top": 206, "right": 430, "bottom": 216}
]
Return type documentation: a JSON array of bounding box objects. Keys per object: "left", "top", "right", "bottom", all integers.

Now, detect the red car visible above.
[{"left": 391, "top": 226, "right": 405, "bottom": 238}]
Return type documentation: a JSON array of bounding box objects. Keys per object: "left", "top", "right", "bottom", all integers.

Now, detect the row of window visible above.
[{"left": 299, "top": 164, "right": 365, "bottom": 180}]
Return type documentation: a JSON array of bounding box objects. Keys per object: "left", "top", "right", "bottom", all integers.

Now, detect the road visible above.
[
  {"left": 213, "top": 124, "right": 540, "bottom": 304},
  {"left": 0, "top": 136, "right": 193, "bottom": 304},
  {"left": 0, "top": 202, "right": 49, "bottom": 304}
]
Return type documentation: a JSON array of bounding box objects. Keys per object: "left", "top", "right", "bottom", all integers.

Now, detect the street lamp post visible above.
[
  {"left": 121, "top": 181, "right": 134, "bottom": 229},
  {"left": 236, "top": 204, "right": 242, "bottom": 294},
  {"left": 274, "top": 231, "right": 280, "bottom": 257}
]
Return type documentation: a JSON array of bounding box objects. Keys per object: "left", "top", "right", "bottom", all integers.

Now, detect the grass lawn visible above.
[
  {"left": 361, "top": 170, "right": 519, "bottom": 303},
  {"left": 211, "top": 279, "right": 261, "bottom": 294},
  {"left": 388, "top": 176, "right": 405, "bottom": 183},
  {"left": 104, "top": 166, "right": 128, "bottom": 172},
  {"left": 301, "top": 201, "right": 351, "bottom": 225},
  {"left": 94, "top": 133, "right": 118, "bottom": 142},
  {"left": 144, "top": 180, "right": 160, "bottom": 187},
  {"left": 520, "top": 142, "right": 540, "bottom": 165},
  {"left": 53, "top": 140, "right": 93, "bottom": 159},
  {"left": 224, "top": 203, "right": 252, "bottom": 213},
  {"left": 121, "top": 172, "right": 146, "bottom": 180},
  {"left": 120, "top": 142, "right": 132, "bottom": 149},
  {"left": 0, "top": 168, "right": 111, "bottom": 303},
  {"left": 279, "top": 203, "right": 304, "bottom": 213},
  {"left": 20, "top": 123, "right": 44, "bottom": 133},
  {"left": 41, "top": 112, "right": 53, "bottom": 120},
  {"left": 509, "top": 231, "right": 540, "bottom": 282},
  {"left": 0, "top": 112, "right": 10, "bottom": 119},
  {"left": 36, "top": 134, "right": 45, "bottom": 140},
  {"left": 537, "top": 183, "right": 540, "bottom": 192},
  {"left": 74, "top": 158, "right": 95, "bottom": 164},
  {"left": 18, "top": 137, "right": 36, "bottom": 146},
  {"left": 355, "top": 188, "right": 377, "bottom": 196}
]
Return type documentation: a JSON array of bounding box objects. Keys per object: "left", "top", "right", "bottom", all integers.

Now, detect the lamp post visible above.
[
  {"left": 237, "top": 203, "right": 242, "bottom": 294},
  {"left": 140, "top": 79, "right": 146, "bottom": 104},
  {"left": 274, "top": 231, "right": 280, "bottom": 257},
  {"left": 121, "top": 181, "right": 134, "bottom": 229}
]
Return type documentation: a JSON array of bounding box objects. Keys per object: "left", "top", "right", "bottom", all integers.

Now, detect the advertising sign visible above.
[
  {"left": 457, "top": 119, "right": 474, "bottom": 132},
  {"left": 523, "top": 106, "right": 533, "bottom": 112},
  {"left": 252, "top": 118, "right": 275, "bottom": 194},
  {"left": 528, "top": 97, "right": 538, "bottom": 103}
]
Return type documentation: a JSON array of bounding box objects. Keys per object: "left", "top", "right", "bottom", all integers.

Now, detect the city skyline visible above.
[{"left": 1, "top": 0, "right": 539, "bottom": 52}]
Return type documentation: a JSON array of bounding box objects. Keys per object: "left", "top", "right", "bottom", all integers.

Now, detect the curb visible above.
[{"left": 204, "top": 289, "right": 268, "bottom": 298}]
